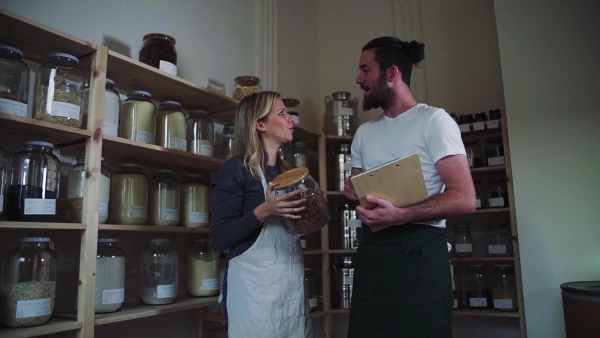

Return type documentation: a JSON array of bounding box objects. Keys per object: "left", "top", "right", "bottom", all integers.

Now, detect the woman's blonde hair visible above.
[{"left": 232, "top": 91, "right": 290, "bottom": 180}]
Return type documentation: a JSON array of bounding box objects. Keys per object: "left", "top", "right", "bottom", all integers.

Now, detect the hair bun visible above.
[{"left": 407, "top": 40, "right": 425, "bottom": 64}]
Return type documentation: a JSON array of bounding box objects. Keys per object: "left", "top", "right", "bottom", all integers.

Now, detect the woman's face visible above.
[{"left": 259, "top": 97, "right": 294, "bottom": 146}]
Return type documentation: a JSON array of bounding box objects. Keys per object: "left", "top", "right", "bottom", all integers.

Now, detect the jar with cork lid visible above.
[{"left": 233, "top": 76, "right": 262, "bottom": 101}]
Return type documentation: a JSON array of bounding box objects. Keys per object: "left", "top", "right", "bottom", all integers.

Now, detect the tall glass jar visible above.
[
  {"left": 119, "top": 90, "right": 156, "bottom": 144},
  {"left": 463, "top": 138, "right": 483, "bottom": 168},
  {"left": 333, "top": 143, "right": 352, "bottom": 191},
  {"left": 333, "top": 256, "right": 354, "bottom": 309},
  {"left": 304, "top": 268, "right": 317, "bottom": 312},
  {"left": 0, "top": 237, "right": 57, "bottom": 328},
  {"left": 33, "top": 53, "right": 85, "bottom": 128},
  {"left": 484, "top": 224, "right": 513, "bottom": 257},
  {"left": 180, "top": 174, "right": 210, "bottom": 228},
  {"left": 0, "top": 45, "right": 29, "bottom": 117},
  {"left": 0, "top": 137, "right": 7, "bottom": 219},
  {"left": 5, "top": 141, "right": 60, "bottom": 222},
  {"left": 324, "top": 91, "right": 358, "bottom": 136},
  {"left": 83, "top": 78, "right": 120, "bottom": 135},
  {"left": 233, "top": 76, "right": 262, "bottom": 101},
  {"left": 487, "top": 177, "right": 509, "bottom": 208},
  {"left": 156, "top": 101, "right": 187, "bottom": 151},
  {"left": 108, "top": 164, "right": 148, "bottom": 225},
  {"left": 148, "top": 170, "right": 180, "bottom": 227},
  {"left": 467, "top": 264, "right": 492, "bottom": 309},
  {"left": 187, "top": 239, "right": 219, "bottom": 297},
  {"left": 139, "top": 239, "right": 178, "bottom": 305},
  {"left": 492, "top": 264, "right": 518, "bottom": 312},
  {"left": 66, "top": 157, "right": 111, "bottom": 223},
  {"left": 187, "top": 110, "right": 214, "bottom": 157},
  {"left": 452, "top": 223, "right": 473, "bottom": 257},
  {"left": 485, "top": 137, "right": 505, "bottom": 166},
  {"left": 95, "top": 238, "right": 126, "bottom": 313},
  {"left": 338, "top": 201, "right": 361, "bottom": 250},
  {"left": 139, "top": 33, "right": 177, "bottom": 76},
  {"left": 222, "top": 123, "right": 234, "bottom": 160},
  {"left": 291, "top": 141, "right": 307, "bottom": 168}
]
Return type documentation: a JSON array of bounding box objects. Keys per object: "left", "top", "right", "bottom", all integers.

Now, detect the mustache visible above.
[{"left": 360, "top": 85, "right": 369, "bottom": 91}]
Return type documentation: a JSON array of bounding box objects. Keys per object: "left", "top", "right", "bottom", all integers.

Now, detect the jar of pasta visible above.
[
  {"left": 66, "top": 157, "right": 111, "bottom": 223},
  {"left": 139, "top": 239, "right": 178, "bottom": 305},
  {"left": 187, "top": 239, "right": 219, "bottom": 297},
  {"left": 95, "top": 238, "right": 126, "bottom": 313},
  {"left": 187, "top": 110, "right": 214, "bottom": 157},
  {"left": 109, "top": 164, "right": 148, "bottom": 225},
  {"left": 119, "top": 90, "right": 156, "bottom": 144},
  {"left": 180, "top": 174, "right": 210, "bottom": 227},
  {"left": 233, "top": 76, "right": 261, "bottom": 101},
  {"left": 148, "top": 170, "right": 180, "bottom": 227},
  {"left": 156, "top": 101, "right": 187, "bottom": 151}
]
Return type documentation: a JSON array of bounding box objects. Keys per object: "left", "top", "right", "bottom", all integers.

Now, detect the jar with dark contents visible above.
[
  {"left": 475, "top": 111, "right": 488, "bottom": 122},
  {"left": 139, "top": 33, "right": 177, "bottom": 76},
  {"left": 458, "top": 114, "right": 474, "bottom": 124},
  {"left": 463, "top": 138, "right": 483, "bottom": 168},
  {"left": 485, "top": 137, "right": 505, "bottom": 166}
]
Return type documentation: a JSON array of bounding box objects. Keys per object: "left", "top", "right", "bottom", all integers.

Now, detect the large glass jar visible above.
[
  {"left": 304, "top": 268, "right": 317, "bottom": 312},
  {"left": 338, "top": 201, "right": 361, "bottom": 250},
  {"left": 109, "top": 164, "right": 148, "bottom": 225},
  {"left": 119, "top": 90, "right": 156, "bottom": 144},
  {"left": 0, "top": 138, "right": 7, "bottom": 219},
  {"left": 492, "top": 264, "right": 518, "bottom": 312},
  {"left": 452, "top": 223, "right": 473, "bottom": 257},
  {"left": 5, "top": 141, "right": 60, "bottom": 222},
  {"left": 272, "top": 167, "right": 330, "bottom": 235},
  {"left": 33, "top": 53, "right": 85, "bottom": 128},
  {"left": 324, "top": 91, "right": 358, "bottom": 136},
  {"left": 156, "top": 101, "right": 187, "bottom": 151},
  {"left": 487, "top": 177, "right": 509, "bottom": 208},
  {"left": 139, "top": 33, "right": 177, "bottom": 76},
  {"left": 83, "top": 78, "right": 120, "bottom": 135},
  {"left": 291, "top": 141, "right": 307, "bottom": 168},
  {"left": 467, "top": 264, "right": 492, "bottom": 309},
  {"left": 180, "top": 174, "right": 210, "bottom": 228},
  {"left": 332, "top": 143, "right": 352, "bottom": 191},
  {"left": 0, "top": 237, "right": 57, "bottom": 328},
  {"left": 187, "top": 239, "right": 219, "bottom": 297},
  {"left": 463, "top": 138, "right": 483, "bottom": 168},
  {"left": 187, "top": 110, "right": 214, "bottom": 157},
  {"left": 233, "top": 76, "right": 262, "bottom": 101},
  {"left": 139, "top": 239, "right": 178, "bottom": 305},
  {"left": 485, "top": 137, "right": 505, "bottom": 166},
  {"left": 282, "top": 98, "right": 300, "bottom": 124},
  {"left": 278, "top": 142, "right": 292, "bottom": 166},
  {"left": 484, "top": 224, "right": 513, "bottom": 257},
  {"left": 222, "top": 123, "right": 234, "bottom": 160},
  {"left": 66, "top": 157, "right": 111, "bottom": 224},
  {"left": 95, "top": 238, "right": 126, "bottom": 313},
  {"left": 148, "top": 170, "right": 180, "bottom": 227},
  {"left": 0, "top": 45, "right": 29, "bottom": 117}
]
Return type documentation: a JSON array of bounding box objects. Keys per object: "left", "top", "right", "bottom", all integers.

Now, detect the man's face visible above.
[{"left": 356, "top": 49, "right": 395, "bottom": 111}]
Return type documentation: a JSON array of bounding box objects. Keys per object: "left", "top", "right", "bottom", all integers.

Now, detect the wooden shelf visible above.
[
  {"left": 0, "top": 221, "right": 86, "bottom": 230},
  {"left": 470, "top": 165, "right": 506, "bottom": 175},
  {"left": 99, "top": 224, "right": 211, "bottom": 233},
  {"left": 453, "top": 308, "right": 519, "bottom": 318},
  {"left": 329, "top": 249, "right": 357, "bottom": 255},
  {"left": 450, "top": 256, "right": 514, "bottom": 263},
  {"left": 0, "top": 318, "right": 81, "bottom": 338},
  {"left": 302, "top": 249, "right": 325, "bottom": 255}
]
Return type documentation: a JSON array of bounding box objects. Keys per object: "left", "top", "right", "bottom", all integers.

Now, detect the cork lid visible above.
[{"left": 272, "top": 167, "right": 309, "bottom": 189}]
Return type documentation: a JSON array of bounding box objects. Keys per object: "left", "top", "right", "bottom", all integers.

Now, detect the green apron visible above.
[{"left": 348, "top": 223, "right": 453, "bottom": 338}]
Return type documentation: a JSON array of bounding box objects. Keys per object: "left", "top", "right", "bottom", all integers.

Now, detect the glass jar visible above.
[
  {"left": 333, "top": 256, "right": 354, "bottom": 309},
  {"left": 463, "top": 138, "right": 483, "bottom": 168},
  {"left": 139, "top": 239, "right": 178, "bottom": 305},
  {"left": 338, "top": 201, "right": 361, "bottom": 250},
  {"left": 291, "top": 141, "right": 307, "bottom": 168},
  {"left": 278, "top": 142, "right": 292, "bottom": 165},
  {"left": 492, "top": 264, "right": 518, "bottom": 312},
  {"left": 485, "top": 137, "right": 505, "bottom": 166},
  {"left": 0, "top": 237, "right": 58, "bottom": 328},
  {"left": 484, "top": 224, "right": 513, "bottom": 257},
  {"left": 487, "top": 177, "right": 509, "bottom": 208},
  {"left": 179, "top": 174, "right": 210, "bottom": 228},
  {"left": 232, "top": 76, "right": 262, "bottom": 101},
  {"left": 139, "top": 33, "right": 177, "bottom": 76},
  {"left": 148, "top": 170, "right": 180, "bottom": 227},
  {"left": 333, "top": 143, "right": 352, "bottom": 191},
  {"left": 0, "top": 45, "right": 29, "bottom": 117},
  {"left": 458, "top": 114, "right": 474, "bottom": 125},
  {"left": 272, "top": 167, "right": 330, "bottom": 235},
  {"left": 119, "top": 90, "right": 156, "bottom": 144},
  {"left": 95, "top": 238, "right": 126, "bottom": 313},
  {"left": 187, "top": 239, "right": 219, "bottom": 297},
  {"left": 222, "top": 123, "right": 234, "bottom": 160},
  {"left": 83, "top": 78, "right": 120, "bottom": 135},
  {"left": 109, "top": 163, "right": 148, "bottom": 225},
  {"left": 156, "top": 101, "right": 187, "bottom": 151},
  {"left": 0, "top": 138, "right": 7, "bottom": 219},
  {"left": 475, "top": 112, "right": 488, "bottom": 122},
  {"left": 304, "top": 268, "right": 317, "bottom": 312},
  {"left": 187, "top": 110, "right": 214, "bottom": 157},
  {"left": 282, "top": 98, "right": 300, "bottom": 124},
  {"left": 452, "top": 223, "right": 473, "bottom": 257},
  {"left": 5, "top": 141, "right": 60, "bottom": 222},
  {"left": 66, "top": 157, "right": 111, "bottom": 224},
  {"left": 473, "top": 179, "right": 485, "bottom": 209},
  {"left": 467, "top": 264, "right": 492, "bottom": 309},
  {"left": 324, "top": 91, "right": 358, "bottom": 136},
  {"left": 452, "top": 265, "right": 463, "bottom": 309},
  {"left": 489, "top": 109, "right": 502, "bottom": 120},
  {"left": 33, "top": 53, "right": 85, "bottom": 128}
]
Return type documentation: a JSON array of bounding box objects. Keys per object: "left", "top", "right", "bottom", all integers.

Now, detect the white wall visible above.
[{"left": 494, "top": 0, "right": 600, "bottom": 337}]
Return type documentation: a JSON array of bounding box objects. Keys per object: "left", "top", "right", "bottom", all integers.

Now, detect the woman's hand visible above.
[{"left": 254, "top": 181, "right": 306, "bottom": 223}]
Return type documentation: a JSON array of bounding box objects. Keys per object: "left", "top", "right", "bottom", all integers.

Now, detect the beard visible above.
[{"left": 362, "top": 74, "right": 395, "bottom": 111}]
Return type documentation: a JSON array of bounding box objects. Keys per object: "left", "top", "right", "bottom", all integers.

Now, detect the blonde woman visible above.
[{"left": 211, "top": 91, "right": 313, "bottom": 337}]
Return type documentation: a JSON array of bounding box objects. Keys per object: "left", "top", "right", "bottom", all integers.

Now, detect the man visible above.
[{"left": 344, "top": 36, "right": 475, "bottom": 337}]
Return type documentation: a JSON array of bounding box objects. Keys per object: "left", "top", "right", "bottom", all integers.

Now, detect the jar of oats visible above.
[{"left": 233, "top": 76, "right": 261, "bottom": 101}]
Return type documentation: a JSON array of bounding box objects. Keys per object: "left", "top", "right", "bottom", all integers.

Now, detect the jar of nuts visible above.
[{"left": 233, "top": 76, "right": 262, "bottom": 101}]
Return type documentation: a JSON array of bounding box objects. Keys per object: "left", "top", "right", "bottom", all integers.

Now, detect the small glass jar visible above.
[
  {"left": 278, "top": 142, "right": 292, "bottom": 165},
  {"left": 233, "top": 76, "right": 262, "bottom": 101},
  {"left": 187, "top": 110, "right": 214, "bottom": 157},
  {"left": 148, "top": 170, "right": 180, "bottom": 227},
  {"left": 109, "top": 164, "right": 148, "bottom": 225},
  {"left": 304, "top": 268, "right": 318, "bottom": 312},
  {"left": 333, "top": 143, "right": 352, "bottom": 191},
  {"left": 467, "top": 264, "right": 492, "bottom": 309},
  {"left": 452, "top": 223, "right": 473, "bottom": 257},
  {"left": 179, "top": 174, "right": 210, "bottom": 227},
  {"left": 291, "top": 141, "right": 307, "bottom": 168},
  {"left": 492, "top": 264, "right": 518, "bottom": 312},
  {"left": 156, "top": 101, "right": 187, "bottom": 151},
  {"left": 222, "top": 123, "right": 235, "bottom": 160},
  {"left": 0, "top": 237, "right": 58, "bottom": 328},
  {"left": 187, "top": 239, "right": 219, "bottom": 297},
  {"left": 0, "top": 45, "right": 29, "bottom": 117},
  {"left": 463, "top": 138, "right": 483, "bottom": 168},
  {"left": 282, "top": 98, "right": 300, "bottom": 124},
  {"left": 484, "top": 224, "right": 513, "bottom": 257},
  {"left": 119, "top": 90, "right": 156, "bottom": 144},
  {"left": 0, "top": 138, "right": 7, "bottom": 219},
  {"left": 338, "top": 201, "right": 361, "bottom": 250},
  {"left": 489, "top": 109, "right": 502, "bottom": 120},
  {"left": 139, "top": 33, "right": 177, "bottom": 76},
  {"left": 95, "top": 238, "right": 126, "bottom": 313},
  {"left": 139, "top": 239, "right": 178, "bottom": 305},
  {"left": 475, "top": 112, "right": 488, "bottom": 122},
  {"left": 452, "top": 264, "right": 463, "bottom": 309},
  {"left": 33, "top": 53, "right": 85, "bottom": 128},
  {"left": 5, "top": 141, "right": 60, "bottom": 222},
  {"left": 273, "top": 167, "right": 330, "bottom": 235},
  {"left": 83, "top": 78, "right": 121, "bottom": 134},
  {"left": 458, "top": 114, "right": 474, "bottom": 125},
  {"left": 66, "top": 157, "right": 111, "bottom": 224},
  {"left": 485, "top": 137, "right": 505, "bottom": 166},
  {"left": 487, "top": 177, "right": 509, "bottom": 208}
]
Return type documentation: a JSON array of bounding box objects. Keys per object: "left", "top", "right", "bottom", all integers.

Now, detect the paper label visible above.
[
  {"left": 157, "top": 284, "right": 176, "bottom": 298},
  {"left": 201, "top": 278, "right": 220, "bottom": 291},
  {"left": 343, "top": 276, "right": 353, "bottom": 285},
  {"left": 103, "top": 122, "right": 118, "bottom": 136},
  {"left": 453, "top": 299, "right": 458, "bottom": 309},
  {"left": 128, "top": 205, "right": 147, "bottom": 218},
  {"left": 0, "top": 98, "right": 27, "bottom": 117},
  {"left": 488, "top": 156, "right": 505, "bottom": 166},
  {"left": 459, "top": 124, "right": 471, "bottom": 133},
  {"left": 493, "top": 299, "right": 514, "bottom": 309},
  {"left": 473, "top": 122, "right": 486, "bottom": 131},
  {"left": 487, "top": 245, "right": 507, "bottom": 255},
  {"left": 0, "top": 195, "right": 3, "bottom": 212},
  {"left": 159, "top": 61, "right": 177, "bottom": 76},
  {"left": 343, "top": 162, "right": 352, "bottom": 171},
  {"left": 469, "top": 297, "right": 488, "bottom": 307},
  {"left": 161, "top": 208, "right": 179, "bottom": 221},
  {"left": 487, "top": 120, "right": 500, "bottom": 129},
  {"left": 300, "top": 239, "right": 306, "bottom": 249},
  {"left": 15, "top": 298, "right": 51, "bottom": 318},
  {"left": 24, "top": 199, "right": 56, "bottom": 215},
  {"left": 50, "top": 101, "right": 80, "bottom": 120},
  {"left": 468, "top": 158, "right": 474, "bottom": 167},
  {"left": 98, "top": 202, "right": 108, "bottom": 217},
  {"left": 488, "top": 197, "right": 505, "bottom": 208},
  {"left": 455, "top": 243, "right": 472, "bottom": 253},
  {"left": 136, "top": 130, "right": 155, "bottom": 144},
  {"left": 169, "top": 137, "right": 187, "bottom": 151},
  {"left": 102, "top": 288, "right": 124, "bottom": 304},
  {"left": 309, "top": 298, "right": 318, "bottom": 308},
  {"left": 189, "top": 212, "right": 208, "bottom": 223},
  {"left": 347, "top": 219, "right": 362, "bottom": 227},
  {"left": 339, "top": 107, "right": 354, "bottom": 116},
  {"left": 476, "top": 199, "right": 481, "bottom": 208},
  {"left": 200, "top": 144, "right": 214, "bottom": 157}
]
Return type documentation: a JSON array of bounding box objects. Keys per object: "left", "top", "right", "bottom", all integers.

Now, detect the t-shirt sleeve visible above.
[{"left": 426, "top": 110, "right": 466, "bottom": 163}]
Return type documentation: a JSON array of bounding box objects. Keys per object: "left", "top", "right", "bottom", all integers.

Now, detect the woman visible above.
[{"left": 210, "top": 91, "right": 313, "bottom": 337}]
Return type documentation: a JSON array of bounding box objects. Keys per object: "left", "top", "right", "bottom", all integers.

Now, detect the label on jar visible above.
[
  {"left": 189, "top": 212, "right": 208, "bottom": 223},
  {"left": 343, "top": 162, "right": 352, "bottom": 171},
  {"left": 300, "top": 238, "right": 306, "bottom": 249},
  {"left": 453, "top": 299, "right": 458, "bottom": 309},
  {"left": 488, "top": 197, "right": 505, "bottom": 208},
  {"left": 487, "top": 120, "right": 500, "bottom": 129},
  {"left": 309, "top": 298, "right": 318, "bottom": 308},
  {"left": 487, "top": 245, "right": 507, "bottom": 255},
  {"left": 468, "top": 158, "right": 474, "bottom": 167},
  {"left": 0, "top": 98, "right": 27, "bottom": 117},
  {"left": 473, "top": 122, "right": 485, "bottom": 131},
  {"left": 469, "top": 297, "right": 488, "bottom": 307},
  {"left": 339, "top": 107, "right": 354, "bottom": 116},
  {"left": 488, "top": 156, "right": 505, "bottom": 166},
  {"left": 50, "top": 101, "right": 80, "bottom": 120},
  {"left": 99, "top": 202, "right": 108, "bottom": 217},
  {"left": 455, "top": 243, "right": 472, "bottom": 253},
  {"left": 476, "top": 198, "right": 481, "bottom": 208},
  {"left": 103, "top": 122, "right": 118, "bottom": 136},
  {"left": 128, "top": 205, "right": 147, "bottom": 219},
  {"left": 347, "top": 219, "right": 362, "bottom": 227},
  {"left": 15, "top": 298, "right": 51, "bottom": 318},
  {"left": 157, "top": 284, "right": 176, "bottom": 298},
  {"left": 493, "top": 299, "right": 514, "bottom": 309},
  {"left": 169, "top": 137, "right": 187, "bottom": 151},
  {"left": 24, "top": 198, "right": 56, "bottom": 215},
  {"left": 159, "top": 61, "right": 177, "bottom": 76},
  {"left": 458, "top": 124, "right": 471, "bottom": 133},
  {"left": 136, "top": 130, "right": 155, "bottom": 144},
  {"left": 201, "top": 278, "right": 220, "bottom": 291},
  {"left": 200, "top": 144, "right": 214, "bottom": 157},
  {"left": 102, "top": 288, "right": 125, "bottom": 304},
  {"left": 0, "top": 194, "right": 3, "bottom": 212},
  {"left": 343, "top": 276, "right": 353, "bottom": 285},
  {"left": 161, "top": 209, "right": 179, "bottom": 221}
]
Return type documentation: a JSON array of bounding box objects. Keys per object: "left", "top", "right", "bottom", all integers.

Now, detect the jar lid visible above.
[
  {"left": 184, "top": 174, "right": 206, "bottom": 182},
  {"left": 106, "top": 78, "right": 115, "bottom": 86},
  {"left": 22, "top": 140, "right": 54, "bottom": 148},
  {"left": 272, "top": 167, "right": 309, "bottom": 189},
  {"left": 98, "top": 238, "right": 119, "bottom": 243},
  {"left": 560, "top": 281, "right": 600, "bottom": 297},
  {"left": 223, "top": 124, "right": 235, "bottom": 134},
  {"left": 234, "top": 75, "right": 261, "bottom": 86},
  {"left": 159, "top": 100, "right": 182, "bottom": 108},
  {"left": 332, "top": 91, "right": 351, "bottom": 100},
  {"left": 117, "top": 163, "right": 142, "bottom": 170},
  {"left": 282, "top": 98, "right": 300, "bottom": 107},
  {"left": 16, "top": 237, "right": 51, "bottom": 242},
  {"left": 292, "top": 140, "right": 307, "bottom": 147},
  {"left": 189, "top": 110, "right": 210, "bottom": 118},
  {"left": 148, "top": 238, "right": 171, "bottom": 244},
  {"left": 143, "top": 33, "right": 176, "bottom": 44},
  {"left": 48, "top": 52, "right": 79, "bottom": 64},
  {"left": 288, "top": 111, "right": 299, "bottom": 116},
  {"left": 193, "top": 239, "right": 212, "bottom": 243},
  {"left": 0, "top": 44, "right": 23, "bottom": 57},
  {"left": 494, "top": 264, "right": 512, "bottom": 268},
  {"left": 128, "top": 90, "right": 152, "bottom": 99}
]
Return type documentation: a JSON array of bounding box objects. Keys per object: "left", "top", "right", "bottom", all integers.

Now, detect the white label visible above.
[
  {"left": 339, "top": 107, "right": 354, "bottom": 116},
  {"left": 347, "top": 219, "right": 362, "bottom": 227},
  {"left": 0, "top": 98, "right": 27, "bottom": 117},
  {"left": 24, "top": 199, "right": 56, "bottom": 215},
  {"left": 476, "top": 199, "right": 481, "bottom": 209},
  {"left": 487, "top": 120, "right": 500, "bottom": 129},
  {"left": 469, "top": 297, "right": 488, "bottom": 307},
  {"left": 0, "top": 194, "right": 3, "bottom": 212},
  {"left": 343, "top": 276, "right": 353, "bottom": 285},
  {"left": 169, "top": 137, "right": 187, "bottom": 151},
  {"left": 128, "top": 205, "right": 147, "bottom": 219},
  {"left": 343, "top": 162, "right": 352, "bottom": 171},
  {"left": 136, "top": 130, "right": 155, "bottom": 144},
  {"left": 157, "top": 284, "right": 176, "bottom": 298},
  {"left": 103, "top": 122, "right": 118, "bottom": 136},
  {"left": 161, "top": 208, "right": 179, "bottom": 221},
  {"left": 488, "top": 156, "right": 505, "bottom": 166},
  {"left": 493, "top": 299, "right": 514, "bottom": 309},
  {"left": 300, "top": 239, "right": 306, "bottom": 249},
  {"left": 455, "top": 243, "right": 472, "bottom": 253},
  {"left": 189, "top": 212, "right": 208, "bottom": 223},
  {"left": 487, "top": 245, "right": 507, "bottom": 255},
  {"left": 473, "top": 122, "right": 486, "bottom": 131},
  {"left": 488, "top": 197, "right": 505, "bottom": 208},
  {"left": 15, "top": 298, "right": 51, "bottom": 318},
  {"left": 468, "top": 157, "right": 474, "bottom": 167},
  {"left": 459, "top": 124, "right": 471, "bottom": 133},
  {"left": 309, "top": 298, "right": 318, "bottom": 308},
  {"left": 50, "top": 101, "right": 80, "bottom": 120},
  {"left": 159, "top": 60, "right": 177, "bottom": 76},
  {"left": 453, "top": 299, "right": 458, "bottom": 309},
  {"left": 101, "top": 288, "right": 124, "bottom": 304},
  {"left": 98, "top": 202, "right": 108, "bottom": 217},
  {"left": 201, "top": 278, "right": 220, "bottom": 291},
  {"left": 200, "top": 144, "right": 214, "bottom": 157}
]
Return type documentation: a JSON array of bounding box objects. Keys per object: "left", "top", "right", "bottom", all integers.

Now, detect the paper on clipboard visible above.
[{"left": 350, "top": 153, "right": 428, "bottom": 210}]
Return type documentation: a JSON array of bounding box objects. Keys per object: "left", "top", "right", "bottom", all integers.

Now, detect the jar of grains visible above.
[
  {"left": 95, "top": 238, "right": 126, "bottom": 313},
  {"left": 0, "top": 237, "right": 57, "bottom": 328},
  {"left": 33, "top": 53, "right": 85, "bottom": 127},
  {"left": 187, "top": 110, "right": 214, "bottom": 157},
  {"left": 147, "top": 170, "right": 180, "bottom": 227},
  {"left": 222, "top": 124, "right": 234, "bottom": 160},
  {"left": 83, "top": 78, "right": 120, "bottom": 135},
  {"left": 139, "top": 239, "right": 178, "bottom": 305},
  {"left": 187, "top": 239, "right": 219, "bottom": 297},
  {"left": 452, "top": 223, "right": 473, "bottom": 257},
  {"left": 66, "top": 157, "right": 111, "bottom": 224},
  {"left": 179, "top": 174, "right": 210, "bottom": 227},
  {"left": 156, "top": 101, "right": 187, "bottom": 151},
  {"left": 233, "top": 76, "right": 261, "bottom": 101},
  {"left": 139, "top": 33, "right": 177, "bottom": 76},
  {"left": 109, "top": 164, "right": 148, "bottom": 225},
  {"left": 119, "top": 90, "right": 156, "bottom": 144},
  {"left": 291, "top": 141, "right": 307, "bottom": 168},
  {"left": 492, "top": 264, "right": 518, "bottom": 312},
  {"left": 0, "top": 45, "right": 29, "bottom": 117}
]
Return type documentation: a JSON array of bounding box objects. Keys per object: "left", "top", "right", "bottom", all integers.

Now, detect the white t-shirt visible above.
[{"left": 350, "top": 103, "right": 466, "bottom": 228}]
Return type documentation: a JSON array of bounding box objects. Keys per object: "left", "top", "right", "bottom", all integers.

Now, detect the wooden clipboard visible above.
[{"left": 350, "top": 153, "right": 428, "bottom": 210}]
